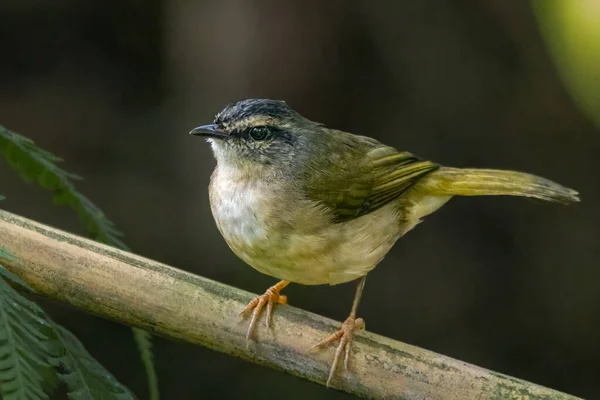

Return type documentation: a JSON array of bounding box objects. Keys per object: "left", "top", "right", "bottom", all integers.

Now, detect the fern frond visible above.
[
  {"left": 133, "top": 329, "right": 159, "bottom": 400},
  {"left": 0, "top": 126, "right": 159, "bottom": 397},
  {"left": 1, "top": 252, "right": 134, "bottom": 399},
  {"left": 50, "top": 325, "right": 135, "bottom": 400},
  {"left": 0, "top": 269, "right": 55, "bottom": 400},
  {"left": 0, "top": 127, "right": 126, "bottom": 248}
]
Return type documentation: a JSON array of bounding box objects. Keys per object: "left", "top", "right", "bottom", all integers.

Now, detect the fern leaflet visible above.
[
  {"left": 0, "top": 261, "right": 54, "bottom": 400},
  {"left": 50, "top": 325, "right": 135, "bottom": 400},
  {"left": 0, "top": 126, "right": 125, "bottom": 248}
]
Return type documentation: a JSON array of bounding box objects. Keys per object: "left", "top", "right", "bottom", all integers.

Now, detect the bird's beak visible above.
[{"left": 189, "top": 124, "right": 227, "bottom": 139}]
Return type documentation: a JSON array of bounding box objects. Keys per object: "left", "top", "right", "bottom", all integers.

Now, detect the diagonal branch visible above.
[{"left": 0, "top": 209, "right": 580, "bottom": 400}]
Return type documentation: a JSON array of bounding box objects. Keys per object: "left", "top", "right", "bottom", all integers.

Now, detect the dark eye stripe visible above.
[{"left": 231, "top": 125, "right": 296, "bottom": 146}]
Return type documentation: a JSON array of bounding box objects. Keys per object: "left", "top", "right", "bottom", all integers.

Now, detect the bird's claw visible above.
[
  {"left": 310, "top": 316, "right": 365, "bottom": 386},
  {"left": 240, "top": 281, "right": 288, "bottom": 343}
]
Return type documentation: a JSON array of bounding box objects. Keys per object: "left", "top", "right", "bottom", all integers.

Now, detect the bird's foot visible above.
[
  {"left": 240, "top": 280, "right": 289, "bottom": 342},
  {"left": 310, "top": 316, "right": 365, "bottom": 387}
]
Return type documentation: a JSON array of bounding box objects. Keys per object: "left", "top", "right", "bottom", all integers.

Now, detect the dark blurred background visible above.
[{"left": 1, "top": 1, "right": 599, "bottom": 399}]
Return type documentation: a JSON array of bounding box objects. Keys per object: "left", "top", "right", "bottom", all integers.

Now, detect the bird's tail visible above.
[{"left": 418, "top": 167, "right": 579, "bottom": 204}]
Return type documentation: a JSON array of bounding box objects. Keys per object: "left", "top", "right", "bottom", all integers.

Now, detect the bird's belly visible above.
[
  {"left": 267, "top": 208, "right": 403, "bottom": 285},
  {"left": 211, "top": 182, "right": 405, "bottom": 285}
]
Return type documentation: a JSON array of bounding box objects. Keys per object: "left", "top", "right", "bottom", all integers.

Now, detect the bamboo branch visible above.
[{"left": 0, "top": 209, "right": 580, "bottom": 400}]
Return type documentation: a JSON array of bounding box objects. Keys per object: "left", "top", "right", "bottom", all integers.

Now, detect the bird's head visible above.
[{"left": 190, "top": 99, "right": 321, "bottom": 173}]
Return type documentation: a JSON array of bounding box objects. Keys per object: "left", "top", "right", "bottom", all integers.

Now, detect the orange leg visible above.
[
  {"left": 310, "top": 275, "right": 367, "bottom": 386},
  {"left": 240, "top": 280, "right": 289, "bottom": 341}
]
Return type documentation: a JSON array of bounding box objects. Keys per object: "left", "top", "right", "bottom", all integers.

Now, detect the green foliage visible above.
[
  {"left": 0, "top": 126, "right": 160, "bottom": 398},
  {"left": 50, "top": 325, "right": 135, "bottom": 400},
  {"left": 532, "top": 0, "right": 600, "bottom": 128},
  {"left": 0, "top": 251, "right": 135, "bottom": 399},
  {"left": 133, "top": 329, "right": 159, "bottom": 400},
  {"left": 0, "top": 126, "right": 125, "bottom": 248},
  {"left": 0, "top": 260, "right": 54, "bottom": 400},
  {"left": 0, "top": 252, "right": 33, "bottom": 293}
]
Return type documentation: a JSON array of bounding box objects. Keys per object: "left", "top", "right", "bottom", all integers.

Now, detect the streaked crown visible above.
[{"left": 213, "top": 99, "right": 301, "bottom": 133}]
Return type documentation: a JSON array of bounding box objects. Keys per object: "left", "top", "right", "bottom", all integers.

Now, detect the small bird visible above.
[{"left": 190, "top": 98, "right": 579, "bottom": 386}]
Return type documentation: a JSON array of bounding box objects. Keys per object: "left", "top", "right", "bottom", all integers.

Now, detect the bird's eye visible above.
[{"left": 248, "top": 126, "right": 271, "bottom": 141}]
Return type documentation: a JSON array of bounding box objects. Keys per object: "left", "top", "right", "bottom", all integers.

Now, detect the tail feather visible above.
[{"left": 419, "top": 167, "right": 579, "bottom": 204}]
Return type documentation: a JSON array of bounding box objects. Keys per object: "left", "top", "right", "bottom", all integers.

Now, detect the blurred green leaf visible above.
[{"left": 533, "top": 0, "right": 600, "bottom": 128}]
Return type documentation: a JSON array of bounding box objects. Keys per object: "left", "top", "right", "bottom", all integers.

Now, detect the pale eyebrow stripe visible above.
[{"left": 225, "top": 115, "right": 279, "bottom": 131}]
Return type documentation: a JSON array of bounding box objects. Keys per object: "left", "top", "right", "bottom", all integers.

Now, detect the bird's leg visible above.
[
  {"left": 240, "top": 280, "right": 289, "bottom": 342},
  {"left": 310, "top": 275, "right": 367, "bottom": 387}
]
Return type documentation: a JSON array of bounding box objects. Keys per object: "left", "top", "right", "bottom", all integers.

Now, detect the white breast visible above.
[{"left": 209, "top": 170, "right": 269, "bottom": 251}]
